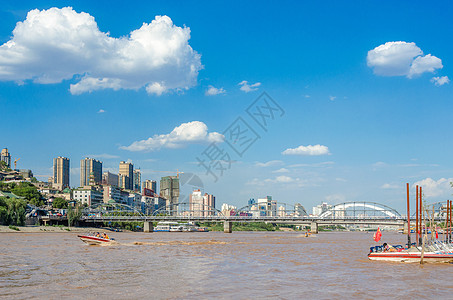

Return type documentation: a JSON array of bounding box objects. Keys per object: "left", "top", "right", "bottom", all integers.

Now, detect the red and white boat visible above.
[
  {"left": 368, "top": 243, "right": 453, "bottom": 263},
  {"left": 78, "top": 234, "right": 117, "bottom": 245},
  {"left": 369, "top": 250, "right": 453, "bottom": 263}
]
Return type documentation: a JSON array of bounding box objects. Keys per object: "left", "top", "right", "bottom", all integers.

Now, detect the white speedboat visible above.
[{"left": 78, "top": 234, "right": 117, "bottom": 245}]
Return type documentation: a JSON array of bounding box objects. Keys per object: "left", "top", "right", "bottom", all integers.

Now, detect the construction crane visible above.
[{"left": 14, "top": 158, "right": 20, "bottom": 170}]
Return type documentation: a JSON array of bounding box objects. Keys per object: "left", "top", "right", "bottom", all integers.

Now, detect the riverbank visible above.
[{"left": 0, "top": 225, "right": 113, "bottom": 233}]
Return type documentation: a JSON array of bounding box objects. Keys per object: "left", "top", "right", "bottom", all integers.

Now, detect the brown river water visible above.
[{"left": 1, "top": 231, "right": 452, "bottom": 299}]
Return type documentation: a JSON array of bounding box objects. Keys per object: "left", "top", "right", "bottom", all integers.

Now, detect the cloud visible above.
[
  {"left": 272, "top": 168, "right": 290, "bottom": 173},
  {"left": 431, "top": 76, "right": 450, "bottom": 86},
  {"left": 329, "top": 95, "right": 336, "bottom": 101},
  {"left": 97, "top": 109, "right": 105, "bottom": 113},
  {"left": 274, "top": 176, "right": 295, "bottom": 183},
  {"left": 413, "top": 178, "right": 453, "bottom": 198},
  {"left": 205, "top": 85, "right": 226, "bottom": 96},
  {"left": 282, "top": 144, "right": 330, "bottom": 156},
  {"left": 289, "top": 161, "right": 334, "bottom": 168},
  {"left": 87, "top": 153, "right": 119, "bottom": 159},
  {"left": 238, "top": 80, "right": 261, "bottom": 92},
  {"left": 255, "top": 160, "right": 283, "bottom": 167},
  {"left": 381, "top": 183, "right": 400, "bottom": 189},
  {"left": 265, "top": 175, "right": 298, "bottom": 183},
  {"left": 0, "top": 7, "right": 202, "bottom": 96},
  {"left": 121, "top": 121, "right": 224, "bottom": 151},
  {"left": 367, "top": 41, "right": 443, "bottom": 78},
  {"left": 145, "top": 82, "right": 166, "bottom": 96}
]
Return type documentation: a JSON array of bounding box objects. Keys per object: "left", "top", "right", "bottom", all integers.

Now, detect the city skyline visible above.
[{"left": 1, "top": 1, "right": 453, "bottom": 212}]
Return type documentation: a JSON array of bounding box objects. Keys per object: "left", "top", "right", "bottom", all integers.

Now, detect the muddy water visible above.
[{"left": 1, "top": 231, "right": 452, "bottom": 299}]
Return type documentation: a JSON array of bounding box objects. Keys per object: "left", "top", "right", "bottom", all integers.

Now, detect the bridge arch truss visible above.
[{"left": 318, "top": 202, "right": 402, "bottom": 219}]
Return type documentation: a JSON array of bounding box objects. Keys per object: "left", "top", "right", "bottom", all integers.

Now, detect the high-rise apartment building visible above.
[
  {"left": 80, "top": 158, "right": 102, "bottom": 187},
  {"left": 102, "top": 171, "right": 119, "bottom": 187},
  {"left": 143, "top": 180, "right": 157, "bottom": 193},
  {"left": 119, "top": 161, "right": 133, "bottom": 190},
  {"left": 53, "top": 156, "right": 70, "bottom": 190},
  {"left": 189, "top": 189, "right": 216, "bottom": 217},
  {"left": 160, "top": 176, "right": 179, "bottom": 214},
  {"left": 1, "top": 148, "right": 11, "bottom": 168},
  {"left": 204, "top": 193, "right": 215, "bottom": 215},
  {"left": 189, "top": 189, "right": 203, "bottom": 216},
  {"left": 133, "top": 169, "right": 141, "bottom": 192}
]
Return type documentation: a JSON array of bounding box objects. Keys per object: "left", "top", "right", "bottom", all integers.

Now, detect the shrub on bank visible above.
[{"left": 0, "top": 196, "right": 27, "bottom": 226}]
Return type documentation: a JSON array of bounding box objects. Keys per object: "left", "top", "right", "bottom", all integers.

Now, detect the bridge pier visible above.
[
  {"left": 403, "top": 222, "right": 408, "bottom": 235},
  {"left": 224, "top": 221, "right": 232, "bottom": 233},
  {"left": 310, "top": 222, "right": 318, "bottom": 234},
  {"left": 144, "top": 221, "right": 153, "bottom": 233}
]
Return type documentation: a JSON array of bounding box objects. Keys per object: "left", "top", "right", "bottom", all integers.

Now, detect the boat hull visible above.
[
  {"left": 78, "top": 235, "right": 116, "bottom": 245},
  {"left": 368, "top": 252, "right": 453, "bottom": 263}
]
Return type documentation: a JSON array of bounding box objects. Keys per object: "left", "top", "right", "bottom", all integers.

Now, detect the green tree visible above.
[
  {"left": 11, "top": 182, "right": 44, "bottom": 206},
  {"left": 0, "top": 161, "right": 12, "bottom": 172},
  {"left": 30, "top": 177, "right": 38, "bottom": 183},
  {"left": 67, "top": 205, "right": 82, "bottom": 226},
  {"left": 0, "top": 182, "right": 16, "bottom": 192},
  {"left": 0, "top": 196, "right": 27, "bottom": 226},
  {"left": 52, "top": 197, "right": 68, "bottom": 209}
]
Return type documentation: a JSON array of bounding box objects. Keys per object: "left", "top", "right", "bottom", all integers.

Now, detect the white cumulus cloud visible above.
[
  {"left": 282, "top": 144, "right": 330, "bottom": 156},
  {"left": 0, "top": 7, "right": 202, "bottom": 96},
  {"left": 413, "top": 178, "right": 453, "bottom": 198},
  {"left": 265, "top": 175, "right": 298, "bottom": 183},
  {"left": 381, "top": 183, "right": 399, "bottom": 189},
  {"left": 205, "top": 85, "right": 226, "bottom": 96},
  {"left": 121, "top": 121, "right": 224, "bottom": 151},
  {"left": 367, "top": 41, "right": 443, "bottom": 78},
  {"left": 97, "top": 109, "right": 105, "bottom": 113},
  {"left": 255, "top": 160, "right": 283, "bottom": 167},
  {"left": 431, "top": 76, "right": 450, "bottom": 86},
  {"left": 272, "top": 168, "right": 290, "bottom": 173},
  {"left": 238, "top": 80, "right": 261, "bottom": 92}
]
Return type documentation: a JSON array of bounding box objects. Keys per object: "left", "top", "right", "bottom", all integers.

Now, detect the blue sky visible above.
[{"left": 1, "top": 1, "right": 453, "bottom": 213}]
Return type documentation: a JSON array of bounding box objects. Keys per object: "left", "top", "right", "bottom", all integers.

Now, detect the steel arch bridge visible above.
[
  {"left": 82, "top": 203, "right": 145, "bottom": 217},
  {"left": 233, "top": 202, "right": 308, "bottom": 217},
  {"left": 151, "top": 202, "right": 223, "bottom": 217},
  {"left": 318, "top": 202, "right": 401, "bottom": 219}
]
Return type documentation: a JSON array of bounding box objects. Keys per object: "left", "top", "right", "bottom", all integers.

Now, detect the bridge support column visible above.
[
  {"left": 224, "top": 221, "right": 232, "bottom": 233},
  {"left": 310, "top": 222, "right": 318, "bottom": 234},
  {"left": 403, "top": 222, "right": 408, "bottom": 235},
  {"left": 144, "top": 221, "right": 153, "bottom": 233}
]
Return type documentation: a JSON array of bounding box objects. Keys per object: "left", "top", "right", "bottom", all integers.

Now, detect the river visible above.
[{"left": 1, "top": 231, "right": 452, "bottom": 299}]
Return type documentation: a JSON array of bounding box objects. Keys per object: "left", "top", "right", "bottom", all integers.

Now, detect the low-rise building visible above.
[
  {"left": 312, "top": 202, "right": 332, "bottom": 216},
  {"left": 221, "top": 203, "right": 237, "bottom": 216},
  {"left": 103, "top": 185, "right": 127, "bottom": 204},
  {"left": 73, "top": 187, "right": 103, "bottom": 206},
  {"left": 250, "top": 196, "right": 277, "bottom": 217}
]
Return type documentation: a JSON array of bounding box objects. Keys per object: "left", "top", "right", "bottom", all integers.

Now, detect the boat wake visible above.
[{"left": 127, "top": 240, "right": 229, "bottom": 246}]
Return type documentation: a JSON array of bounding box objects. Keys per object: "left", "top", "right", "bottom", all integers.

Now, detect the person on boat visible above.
[{"left": 383, "top": 243, "right": 396, "bottom": 252}]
